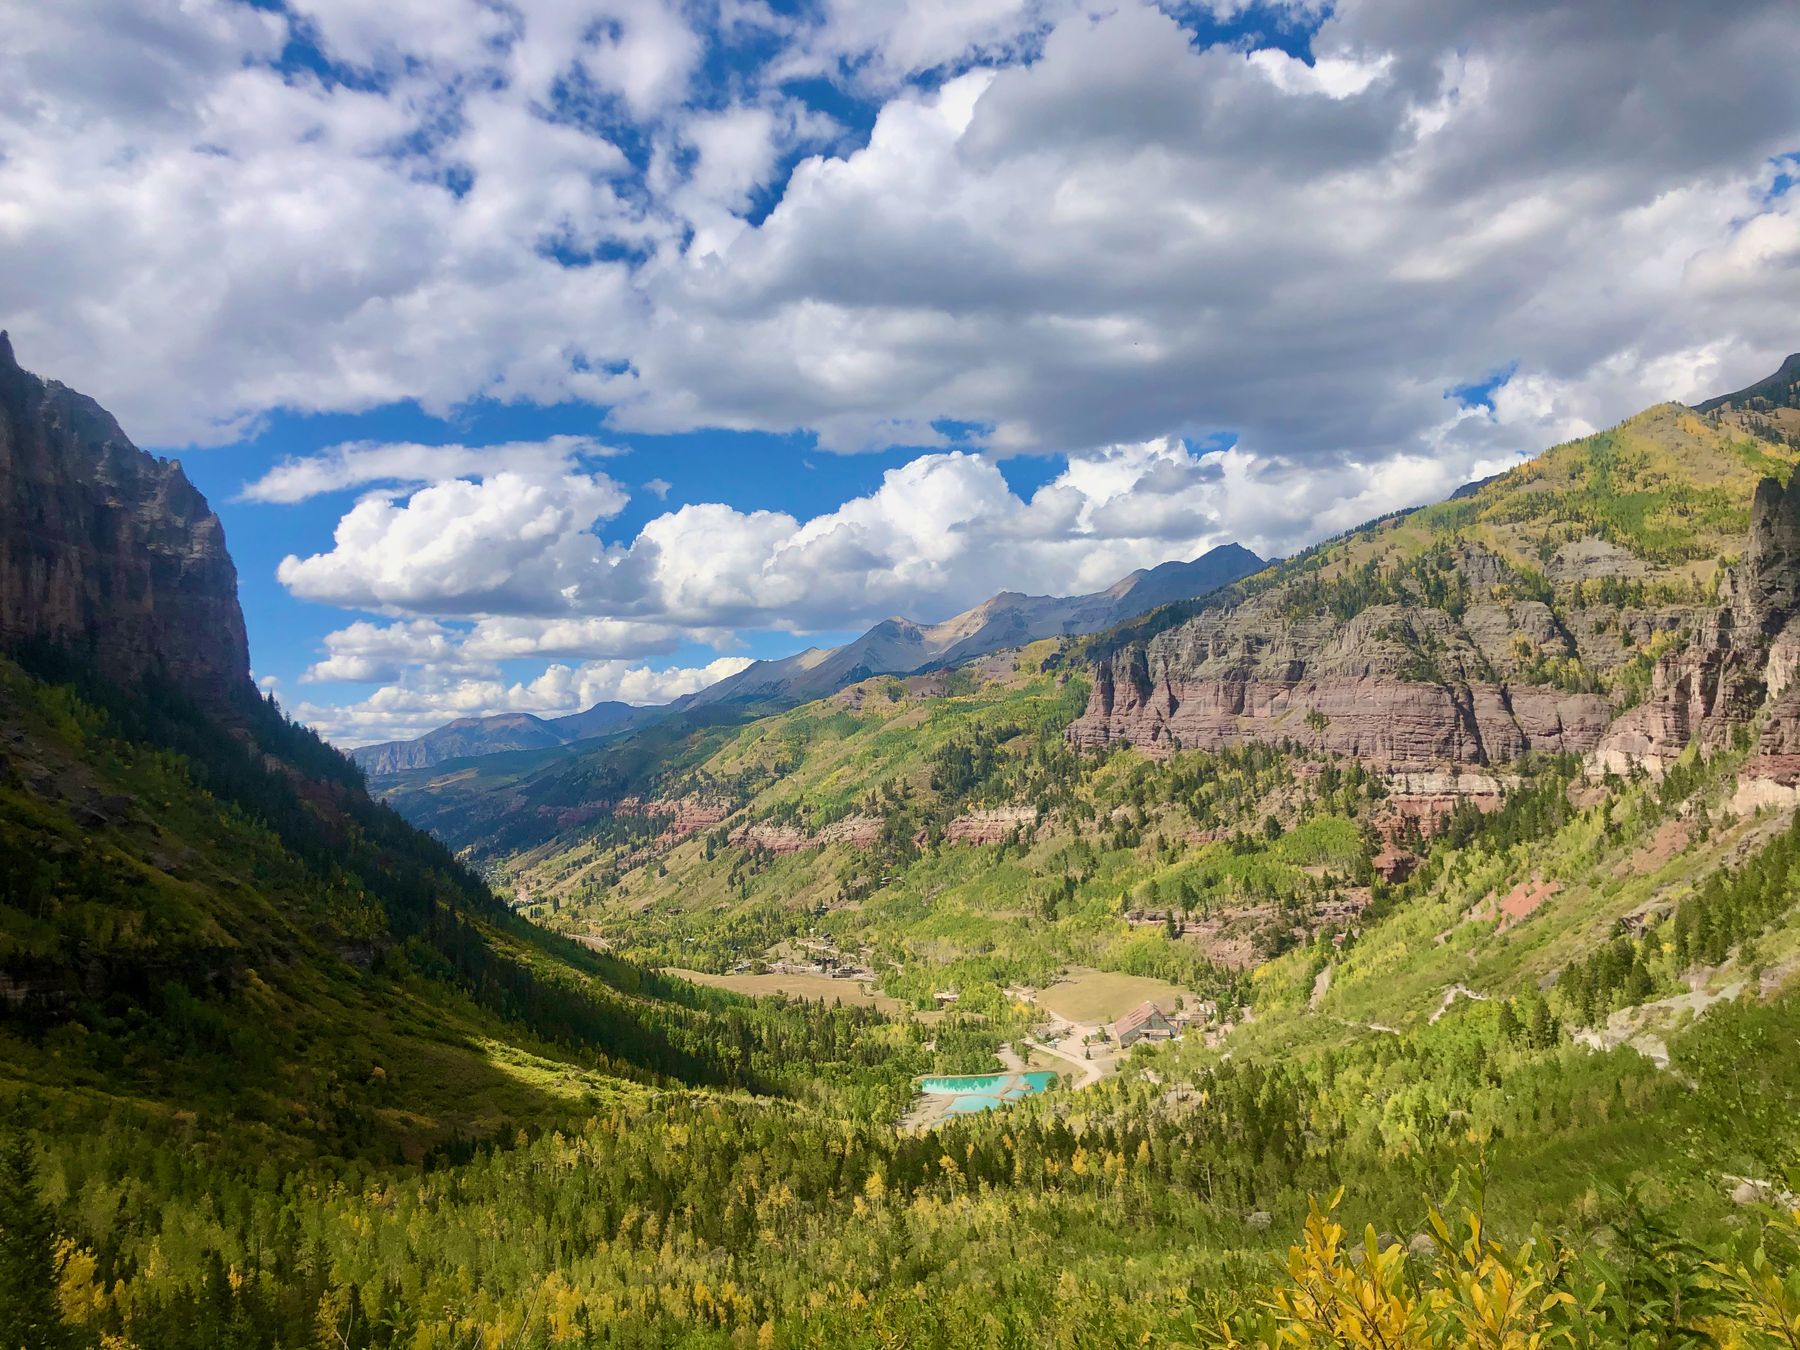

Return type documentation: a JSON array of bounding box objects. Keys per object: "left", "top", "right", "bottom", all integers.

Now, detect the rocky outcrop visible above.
[
  {"left": 731, "top": 815, "right": 884, "bottom": 854},
  {"left": 1594, "top": 470, "right": 1800, "bottom": 777},
  {"left": 0, "top": 333, "right": 248, "bottom": 697},
  {"left": 726, "top": 806, "right": 1041, "bottom": 853},
  {"left": 1748, "top": 689, "right": 1800, "bottom": 786},
  {"left": 1070, "top": 600, "right": 1612, "bottom": 771},
  {"left": 1379, "top": 770, "right": 1512, "bottom": 829},
  {"left": 614, "top": 795, "right": 734, "bottom": 839},
  {"left": 1589, "top": 358, "right": 1800, "bottom": 784},
  {"left": 1589, "top": 610, "right": 1746, "bottom": 774},
  {"left": 941, "top": 806, "right": 1039, "bottom": 845},
  {"left": 1740, "top": 472, "right": 1800, "bottom": 636},
  {"left": 1736, "top": 474, "right": 1800, "bottom": 782}
]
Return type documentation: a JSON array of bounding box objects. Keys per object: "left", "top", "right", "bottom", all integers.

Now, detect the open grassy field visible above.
[
  {"left": 1035, "top": 967, "right": 1194, "bottom": 1024},
  {"left": 667, "top": 968, "right": 908, "bottom": 1012}
]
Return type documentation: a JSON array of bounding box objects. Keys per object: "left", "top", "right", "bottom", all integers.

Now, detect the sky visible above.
[{"left": 3, "top": 0, "right": 1799, "bottom": 747}]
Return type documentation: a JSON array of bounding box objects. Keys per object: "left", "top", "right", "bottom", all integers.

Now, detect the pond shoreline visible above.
[{"left": 899, "top": 1068, "right": 1061, "bottom": 1130}]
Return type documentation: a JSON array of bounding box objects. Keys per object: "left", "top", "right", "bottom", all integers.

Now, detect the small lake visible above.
[{"left": 916, "top": 1070, "right": 1059, "bottom": 1116}]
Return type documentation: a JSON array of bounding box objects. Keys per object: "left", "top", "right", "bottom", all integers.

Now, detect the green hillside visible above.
[
  {"left": 515, "top": 651, "right": 1355, "bottom": 1017},
  {"left": 16, "top": 653, "right": 1800, "bottom": 1344},
  {"left": 0, "top": 652, "right": 929, "bottom": 1140},
  {"left": 10, "top": 397, "right": 1800, "bottom": 1347},
  {"left": 470, "top": 406, "right": 1796, "bottom": 1027},
  {"left": 1083, "top": 401, "right": 1789, "bottom": 675}
]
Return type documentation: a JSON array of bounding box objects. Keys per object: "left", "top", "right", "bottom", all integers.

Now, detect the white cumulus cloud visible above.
[
  {"left": 277, "top": 471, "right": 630, "bottom": 615},
  {"left": 3, "top": 0, "right": 1796, "bottom": 458},
  {"left": 241, "top": 435, "right": 623, "bottom": 504},
  {"left": 276, "top": 431, "right": 1524, "bottom": 643}
]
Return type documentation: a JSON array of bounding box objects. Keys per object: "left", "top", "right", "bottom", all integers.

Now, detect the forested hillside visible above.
[
  {"left": 475, "top": 393, "right": 1800, "bottom": 1034},
  {"left": 7, "top": 343, "right": 1800, "bottom": 1347},
  {"left": 380, "top": 377, "right": 1800, "bottom": 1343}
]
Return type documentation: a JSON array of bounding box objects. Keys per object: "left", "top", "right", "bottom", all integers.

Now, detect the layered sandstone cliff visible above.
[
  {"left": 1071, "top": 403, "right": 1800, "bottom": 783},
  {"left": 0, "top": 333, "right": 249, "bottom": 697},
  {"left": 1070, "top": 596, "right": 1618, "bottom": 771}
]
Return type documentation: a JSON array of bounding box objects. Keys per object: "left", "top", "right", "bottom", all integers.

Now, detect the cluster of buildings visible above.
[
  {"left": 1108, "top": 999, "right": 1215, "bottom": 1048},
  {"left": 727, "top": 939, "right": 878, "bottom": 983}
]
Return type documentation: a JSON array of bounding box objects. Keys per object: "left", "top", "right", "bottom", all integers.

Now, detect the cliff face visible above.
[
  {"left": 1071, "top": 594, "right": 1618, "bottom": 771},
  {"left": 1720, "top": 470, "right": 1800, "bottom": 782},
  {"left": 1594, "top": 468, "right": 1800, "bottom": 780},
  {"left": 1070, "top": 400, "right": 1800, "bottom": 782},
  {"left": 0, "top": 333, "right": 249, "bottom": 697}
]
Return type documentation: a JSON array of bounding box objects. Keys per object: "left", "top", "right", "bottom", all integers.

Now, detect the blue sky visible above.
[
  {"left": 6, "top": 0, "right": 1800, "bottom": 743},
  {"left": 174, "top": 402, "right": 1067, "bottom": 723}
]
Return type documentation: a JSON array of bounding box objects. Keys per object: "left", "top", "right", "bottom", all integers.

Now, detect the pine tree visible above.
[
  {"left": 0, "top": 1114, "right": 69, "bottom": 1350},
  {"left": 1496, "top": 1000, "right": 1522, "bottom": 1046},
  {"left": 1526, "top": 996, "right": 1557, "bottom": 1050}
]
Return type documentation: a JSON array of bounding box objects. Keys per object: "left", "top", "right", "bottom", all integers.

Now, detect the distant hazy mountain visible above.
[
  {"left": 351, "top": 543, "right": 1265, "bottom": 776},
  {"left": 349, "top": 700, "right": 643, "bottom": 775},
  {"left": 671, "top": 542, "right": 1266, "bottom": 712}
]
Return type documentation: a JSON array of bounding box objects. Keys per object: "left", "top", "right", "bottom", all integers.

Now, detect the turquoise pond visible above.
[{"left": 916, "top": 1071, "right": 1058, "bottom": 1115}]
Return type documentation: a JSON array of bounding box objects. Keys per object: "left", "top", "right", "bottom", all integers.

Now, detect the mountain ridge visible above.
[
  {"left": 350, "top": 699, "right": 647, "bottom": 775},
  {"left": 1693, "top": 351, "right": 1800, "bottom": 449},
  {"left": 1694, "top": 351, "right": 1800, "bottom": 414},
  {"left": 349, "top": 541, "right": 1265, "bottom": 775},
  {"left": 669, "top": 541, "right": 1267, "bottom": 712}
]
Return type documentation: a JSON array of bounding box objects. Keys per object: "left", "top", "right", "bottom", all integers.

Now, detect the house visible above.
[
  {"left": 1111, "top": 1000, "right": 1175, "bottom": 1048},
  {"left": 1169, "top": 1000, "right": 1216, "bottom": 1030}
]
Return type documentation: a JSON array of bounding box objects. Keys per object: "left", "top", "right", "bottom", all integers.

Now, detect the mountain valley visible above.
[
  {"left": 12, "top": 2, "right": 1800, "bottom": 1343},
  {"left": 6, "top": 342, "right": 1800, "bottom": 1345}
]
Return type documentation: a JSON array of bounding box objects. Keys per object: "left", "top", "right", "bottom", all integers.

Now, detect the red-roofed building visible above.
[{"left": 1111, "top": 1000, "right": 1175, "bottom": 1048}]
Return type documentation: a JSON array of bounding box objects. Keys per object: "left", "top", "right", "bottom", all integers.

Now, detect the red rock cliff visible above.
[{"left": 1070, "top": 598, "right": 1614, "bottom": 771}]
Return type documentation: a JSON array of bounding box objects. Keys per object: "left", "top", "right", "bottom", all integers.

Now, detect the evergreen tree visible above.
[
  {"left": 0, "top": 1114, "right": 69, "bottom": 1350},
  {"left": 1526, "top": 995, "right": 1558, "bottom": 1049},
  {"left": 1496, "top": 1000, "right": 1522, "bottom": 1045}
]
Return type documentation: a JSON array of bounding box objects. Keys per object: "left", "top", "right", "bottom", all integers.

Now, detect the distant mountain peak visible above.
[
  {"left": 353, "top": 543, "right": 1268, "bottom": 776},
  {"left": 667, "top": 541, "right": 1265, "bottom": 717},
  {"left": 1695, "top": 352, "right": 1800, "bottom": 414}
]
